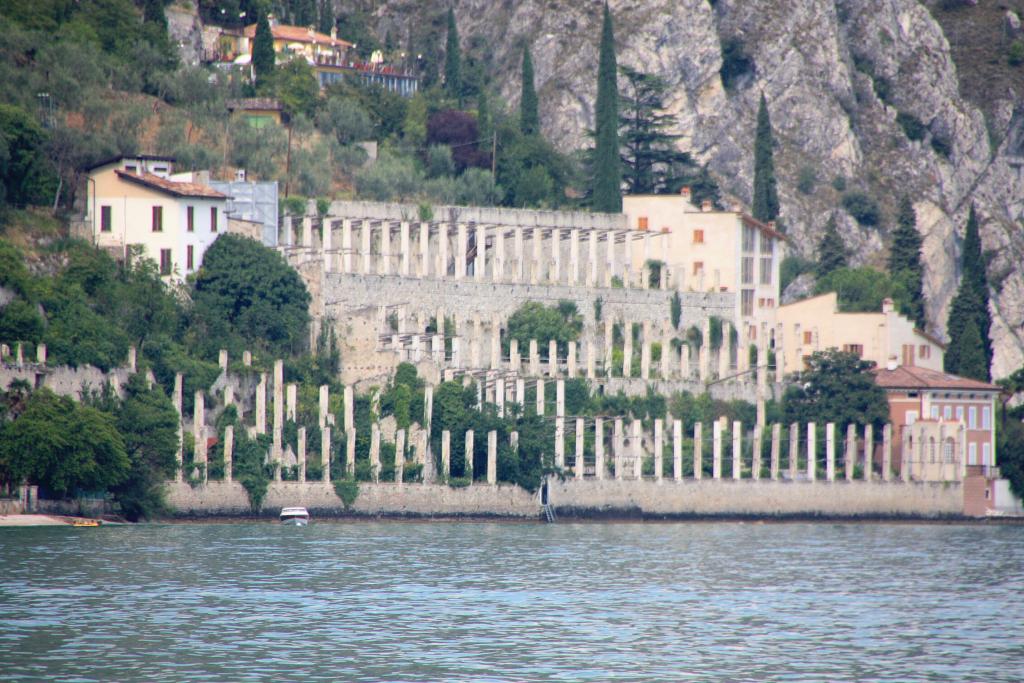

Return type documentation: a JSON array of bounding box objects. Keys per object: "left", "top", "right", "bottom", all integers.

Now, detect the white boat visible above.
[{"left": 279, "top": 507, "right": 309, "bottom": 526}]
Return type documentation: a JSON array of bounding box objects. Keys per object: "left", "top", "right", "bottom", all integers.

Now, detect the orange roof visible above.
[
  {"left": 873, "top": 366, "right": 1000, "bottom": 392},
  {"left": 739, "top": 213, "right": 788, "bottom": 242},
  {"left": 114, "top": 171, "right": 227, "bottom": 199},
  {"left": 243, "top": 23, "right": 354, "bottom": 49}
]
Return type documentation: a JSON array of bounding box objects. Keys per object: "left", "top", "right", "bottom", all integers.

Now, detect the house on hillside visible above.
[
  {"left": 776, "top": 293, "right": 944, "bottom": 375},
  {"left": 623, "top": 189, "right": 786, "bottom": 347},
  {"left": 86, "top": 156, "right": 228, "bottom": 280},
  {"left": 226, "top": 97, "right": 283, "bottom": 127}
]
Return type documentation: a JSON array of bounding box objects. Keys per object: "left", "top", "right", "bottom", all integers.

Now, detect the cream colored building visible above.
[
  {"left": 87, "top": 156, "right": 228, "bottom": 280},
  {"left": 775, "top": 292, "right": 944, "bottom": 374},
  {"left": 622, "top": 191, "right": 786, "bottom": 345}
]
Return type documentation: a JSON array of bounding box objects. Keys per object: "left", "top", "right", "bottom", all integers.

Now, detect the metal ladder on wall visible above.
[{"left": 542, "top": 503, "right": 556, "bottom": 523}]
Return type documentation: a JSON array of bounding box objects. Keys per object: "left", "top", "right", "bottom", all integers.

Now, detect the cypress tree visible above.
[
  {"left": 888, "top": 195, "right": 926, "bottom": 328},
  {"left": 520, "top": 45, "right": 539, "bottom": 136},
  {"left": 592, "top": 3, "right": 621, "bottom": 213},
  {"left": 752, "top": 92, "right": 779, "bottom": 223},
  {"left": 444, "top": 8, "right": 462, "bottom": 105},
  {"left": 945, "top": 205, "right": 992, "bottom": 379},
  {"left": 955, "top": 316, "right": 989, "bottom": 381},
  {"left": 253, "top": 10, "right": 276, "bottom": 79},
  {"left": 318, "top": 0, "right": 334, "bottom": 34},
  {"left": 477, "top": 87, "right": 492, "bottom": 145},
  {"left": 143, "top": 0, "right": 168, "bottom": 30},
  {"left": 815, "top": 215, "right": 847, "bottom": 279},
  {"left": 963, "top": 205, "right": 993, "bottom": 369}
]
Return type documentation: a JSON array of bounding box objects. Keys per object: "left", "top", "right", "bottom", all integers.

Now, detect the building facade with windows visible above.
[
  {"left": 775, "top": 292, "right": 943, "bottom": 374},
  {"left": 87, "top": 156, "right": 228, "bottom": 280},
  {"left": 622, "top": 190, "right": 786, "bottom": 344}
]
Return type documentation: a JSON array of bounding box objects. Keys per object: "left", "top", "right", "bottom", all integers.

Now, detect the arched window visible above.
[{"left": 943, "top": 438, "right": 955, "bottom": 463}]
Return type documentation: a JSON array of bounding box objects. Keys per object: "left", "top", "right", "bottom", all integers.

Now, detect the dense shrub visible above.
[{"left": 841, "top": 191, "right": 882, "bottom": 226}]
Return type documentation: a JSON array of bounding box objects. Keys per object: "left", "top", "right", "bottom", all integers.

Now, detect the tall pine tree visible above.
[
  {"left": 945, "top": 205, "right": 992, "bottom": 379},
  {"left": 752, "top": 92, "right": 779, "bottom": 223},
  {"left": 815, "top": 214, "right": 847, "bottom": 279},
  {"left": 477, "top": 87, "right": 492, "bottom": 144},
  {"left": 318, "top": 0, "right": 334, "bottom": 34},
  {"left": 520, "top": 45, "right": 539, "bottom": 136},
  {"left": 253, "top": 10, "right": 276, "bottom": 79},
  {"left": 592, "top": 3, "right": 621, "bottom": 213},
  {"left": 888, "top": 195, "right": 926, "bottom": 328},
  {"left": 444, "top": 8, "right": 462, "bottom": 105}
]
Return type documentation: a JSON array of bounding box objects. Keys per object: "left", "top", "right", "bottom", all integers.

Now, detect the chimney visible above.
[
  {"left": 767, "top": 220, "right": 777, "bottom": 232},
  {"left": 331, "top": 27, "right": 337, "bottom": 41},
  {"left": 886, "top": 355, "right": 898, "bottom": 371},
  {"left": 881, "top": 297, "right": 895, "bottom": 313},
  {"left": 680, "top": 186, "right": 691, "bottom": 201},
  {"left": 268, "top": 14, "right": 277, "bottom": 28},
  {"left": 701, "top": 199, "right": 712, "bottom": 212}
]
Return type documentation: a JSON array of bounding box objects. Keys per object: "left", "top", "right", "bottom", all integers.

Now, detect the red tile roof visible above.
[
  {"left": 872, "top": 365, "right": 1000, "bottom": 392},
  {"left": 114, "top": 171, "right": 227, "bottom": 199},
  {"left": 243, "top": 23, "right": 354, "bottom": 48}
]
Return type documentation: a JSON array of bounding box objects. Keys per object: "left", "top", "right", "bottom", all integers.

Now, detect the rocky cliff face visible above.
[{"left": 376, "top": 0, "right": 1024, "bottom": 378}]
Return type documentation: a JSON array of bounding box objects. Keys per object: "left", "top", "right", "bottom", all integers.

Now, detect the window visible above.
[
  {"left": 741, "top": 289, "right": 754, "bottom": 317},
  {"left": 983, "top": 406, "right": 991, "bottom": 429},
  {"left": 187, "top": 206, "right": 195, "bottom": 232},
  {"left": 760, "top": 254, "right": 773, "bottom": 285},
  {"left": 100, "top": 206, "right": 112, "bottom": 232},
  {"left": 742, "top": 225, "right": 756, "bottom": 252},
  {"left": 968, "top": 443, "right": 977, "bottom": 465},
  {"left": 152, "top": 206, "right": 163, "bottom": 232},
  {"left": 901, "top": 344, "right": 915, "bottom": 367},
  {"left": 210, "top": 207, "right": 218, "bottom": 232},
  {"left": 638, "top": 216, "right": 649, "bottom": 230},
  {"left": 159, "top": 249, "right": 172, "bottom": 275},
  {"left": 692, "top": 261, "right": 704, "bottom": 275},
  {"left": 943, "top": 406, "right": 952, "bottom": 420},
  {"left": 930, "top": 405, "right": 939, "bottom": 419},
  {"left": 919, "top": 345, "right": 930, "bottom": 360},
  {"left": 125, "top": 164, "right": 137, "bottom": 173},
  {"left": 943, "top": 438, "right": 954, "bottom": 462},
  {"left": 186, "top": 245, "right": 194, "bottom": 271},
  {"left": 843, "top": 344, "right": 864, "bottom": 357},
  {"left": 906, "top": 410, "right": 918, "bottom": 426},
  {"left": 983, "top": 443, "right": 991, "bottom": 465},
  {"left": 956, "top": 406, "right": 963, "bottom": 422},
  {"left": 803, "top": 331, "right": 813, "bottom": 345},
  {"left": 968, "top": 406, "right": 977, "bottom": 429},
  {"left": 741, "top": 256, "right": 754, "bottom": 284},
  {"left": 692, "top": 229, "right": 704, "bottom": 244}
]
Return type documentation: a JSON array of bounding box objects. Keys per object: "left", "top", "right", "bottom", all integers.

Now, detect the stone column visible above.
[
  {"left": 361, "top": 220, "right": 372, "bottom": 274},
  {"left": 588, "top": 230, "right": 599, "bottom": 287},
  {"left": 807, "top": 422, "right": 817, "bottom": 482},
  {"left": 699, "top": 319, "right": 711, "bottom": 382},
  {"left": 770, "top": 423, "right": 781, "bottom": 480},
  {"left": 757, "top": 342, "right": 768, "bottom": 427},
  {"left": 127, "top": 345, "right": 136, "bottom": 373},
  {"left": 693, "top": 422, "right": 703, "bottom": 479},
  {"left": 712, "top": 419, "right": 723, "bottom": 479},
  {"left": 613, "top": 418, "right": 624, "bottom": 480},
  {"left": 752, "top": 424, "right": 763, "bottom": 480},
  {"left": 379, "top": 221, "right": 391, "bottom": 275},
  {"left": 346, "top": 428, "right": 355, "bottom": 478},
  {"left": 529, "top": 339, "right": 540, "bottom": 376},
  {"left": 586, "top": 340, "right": 596, "bottom": 380},
  {"left": 567, "top": 341, "right": 577, "bottom": 378},
  {"left": 826, "top": 422, "right": 835, "bottom": 482},
  {"left": 882, "top": 424, "right": 893, "bottom": 481},
  {"left": 419, "top": 221, "right": 430, "bottom": 277},
  {"left": 441, "top": 430, "right": 451, "bottom": 479},
  {"left": 514, "top": 227, "right": 525, "bottom": 282},
  {"left": 173, "top": 373, "right": 183, "bottom": 481},
  {"left": 317, "top": 385, "right": 329, "bottom": 429},
  {"left": 495, "top": 378, "right": 505, "bottom": 417},
  {"left": 569, "top": 227, "right": 580, "bottom": 285},
  {"left": 732, "top": 420, "right": 742, "bottom": 480},
  {"left": 322, "top": 427, "right": 331, "bottom": 483},
  {"left": 451, "top": 337, "right": 462, "bottom": 368},
  {"left": 536, "top": 379, "right": 545, "bottom": 416},
  {"left": 555, "top": 379, "right": 566, "bottom": 418},
  {"left": 297, "top": 426, "right": 307, "bottom": 482},
  {"left": 845, "top": 423, "right": 856, "bottom": 481},
  {"left": 516, "top": 378, "right": 525, "bottom": 408},
  {"left": 224, "top": 425, "right": 234, "bottom": 483},
  {"left": 531, "top": 226, "right": 543, "bottom": 284},
  {"left": 370, "top": 422, "right": 381, "bottom": 482},
  {"left": 681, "top": 343, "right": 691, "bottom": 379},
  {"left": 631, "top": 419, "right": 643, "bottom": 479},
  {"left": 548, "top": 340, "right": 558, "bottom": 376},
  {"left": 193, "top": 390, "right": 207, "bottom": 483},
  {"left": 470, "top": 318, "right": 482, "bottom": 368},
  {"left": 256, "top": 373, "right": 267, "bottom": 434},
  {"left": 864, "top": 424, "right": 874, "bottom": 481},
  {"left": 303, "top": 215, "right": 313, "bottom": 250},
  {"left": 548, "top": 227, "right": 560, "bottom": 284},
  {"left": 509, "top": 339, "right": 520, "bottom": 372},
  {"left": 438, "top": 222, "right": 449, "bottom": 278},
  {"left": 395, "top": 429, "right": 406, "bottom": 485},
  {"left": 640, "top": 321, "right": 651, "bottom": 380},
  {"left": 661, "top": 329, "right": 672, "bottom": 380},
  {"left": 286, "top": 383, "right": 297, "bottom": 421},
  {"left": 487, "top": 430, "right": 497, "bottom": 485},
  {"left": 243, "top": 350, "right": 252, "bottom": 367},
  {"left": 475, "top": 225, "right": 487, "bottom": 282},
  {"left": 218, "top": 349, "right": 228, "bottom": 372},
  {"left": 342, "top": 219, "right": 353, "bottom": 273},
  {"left": 343, "top": 385, "right": 354, "bottom": 433},
  {"left": 224, "top": 385, "right": 234, "bottom": 409},
  {"left": 464, "top": 429, "right": 474, "bottom": 482},
  {"left": 605, "top": 229, "right": 616, "bottom": 287},
  {"left": 325, "top": 218, "right": 336, "bottom": 273},
  {"left": 604, "top": 319, "right": 614, "bottom": 377},
  {"left": 719, "top": 321, "right": 731, "bottom": 379},
  {"left": 789, "top": 422, "right": 799, "bottom": 480},
  {"left": 36, "top": 343, "right": 47, "bottom": 366},
  {"left": 490, "top": 317, "right": 501, "bottom": 369},
  {"left": 273, "top": 360, "right": 284, "bottom": 481},
  {"left": 575, "top": 418, "right": 585, "bottom": 479},
  {"left": 494, "top": 227, "right": 505, "bottom": 283},
  {"left": 654, "top": 419, "right": 664, "bottom": 482},
  {"left": 594, "top": 418, "right": 605, "bottom": 480},
  {"left": 623, "top": 323, "right": 633, "bottom": 378},
  {"left": 672, "top": 420, "right": 683, "bottom": 481}
]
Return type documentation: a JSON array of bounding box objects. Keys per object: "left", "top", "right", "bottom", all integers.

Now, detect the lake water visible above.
[{"left": 1, "top": 521, "right": 1022, "bottom": 682}]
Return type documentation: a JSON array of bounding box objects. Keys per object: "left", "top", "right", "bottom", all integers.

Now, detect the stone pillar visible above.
[
  {"left": 613, "top": 418, "right": 624, "bottom": 480},
  {"left": 548, "top": 340, "right": 559, "bottom": 377},
  {"left": 654, "top": 419, "right": 664, "bottom": 482},
  {"left": 243, "top": 350, "right": 252, "bottom": 367},
  {"left": 322, "top": 427, "right": 331, "bottom": 483},
  {"left": 631, "top": 419, "right": 643, "bottom": 479},
  {"left": 286, "top": 383, "right": 297, "bottom": 421},
  {"left": 882, "top": 423, "right": 893, "bottom": 481},
  {"left": 441, "top": 430, "right": 451, "bottom": 479},
  {"left": 529, "top": 339, "right": 540, "bottom": 376},
  {"left": 681, "top": 343, "right": 691, "bottom": 379},
  {"left": 807, "top": 422, "right": 817, "bottom": 482},
  {"left": 531, "top": 226, "right": 543, "bottom": 284},
  {"left": 487, "top": 430, "right": 497, "bottom": 485},
  {"left": 554, "top": 416, "right": 565, "bottom": 469},
  {"left": 470, "top": 318, "right": 482, "bottom": 368},
  {"left": 757, "top": 342, "right": 768, "bottom": 427},
  {"left": 863, "top": 424, "right": 874, "bottom": 481},
  {"left": 173, "top": 373, "right": 183, "bottom": 481},
  {"left": 693, "top": 422, "right": 703, "bottom": 479},
  {"left": 302, "top": 215, "right": 313, "bottom": 249},
  {"left": 341, "top": 428, "right": 353, "bottom": 478},
  {"left": 510, "top": 339, "right": 520, "bottom": 372},
  {"left": 845, "top": 423, "right": 856, "bottom": 481},
  {"left": 490, "top": 317, "right": 501, "bottom": 370},
  {"left": 297, "top": 426, "right": 307, "bottom": 483},
  {"left": 699, "top": 319, "right": 711, "bottom": 382},
  {"left": 475, "top": 225, "right": 487, "bottom": 282},
  {"left": 622, "top": 323, "right": 633, "bottom": 378},
  {"left": 255, "top": 373, "right": 267, "bottom": 434},
  {"left": 456, "top": 223, "right": 467, "bottom": 279},
  {"left": 223, "top": 425, "right": 234, "bottom": 483},
  {"left": 495, "top": 378, "right": 505, "bottom": 418},
  {"left": 464, "top": 429, "right": 474, "bottom": 482},
  {"left": 418, "top": 221, "right": 430, "bottom": 277},
  {"left": 193, "top": 390, "right": 207, "bottom": 483},
  {"left": 732, "top": 420, "right": 742, "bottom": 480},
  {"left": 604, "top": 319, "right": 614, "bottom": 377},
  {"left": 343, "top": 385, "right": 354, "bottom": 433},
  {"left": 218, "top": 349, "right": 228, "bottom": 372},
  {"left": 594, "top": 418, "right": 605, "bottom": 480},
  {"left": 605, "top": 229, "right": 616, "bottom": 287},
  {"left": 516, "top": 378, "right": 525, "bottom": 408},
  {"left": 400, "top": 221, "right": 411, "bottom": 276},
  {"left": 770, "top": 423, "right": 781, "bottom": 480},
  {"left": 535, "top": 379, "right": 545, "bottom": 416},
  {"left": 789, "top": 423, "right": 799, "bottom": 480},
  {"left": 826, "top": 422, "right": 835, "bottom": 482},
  {"left": 640, "top": 322, "right": 651, "bottom": 380},
  {"left": 361, "top": 221, "right": 372, "bottom": 274},
  {"left": 569, "top": 227, "right": 580, "bottom": 285},
  {"left": 224, "top": 385, "right": 234, "bottom": 408},
  {"left": 718, "top": 321, "right": 731, "bottom": 379},
  {"left": 752, "top": 424, "right": 763, "bottom": 480},
  {"left": 575, "top": 418, "right": 585, "bottom": 479},
  {"left": 550, "top": 227, "right": 561, "bottom": 284},
  {"left": 341, "top": 219, "right": 353, "bottom": 273},
  {"left": 660, "top": 330, "right": 672, "bottom": 380},
  {"left": 272, "top": 360, "right": 284, "bottom": 481},
  {"left": 395, "top": 429, "right": 406, "bottom": 484},
  {"left": 370, "top": 422, "right": 381, "bottom": 482},
  {"left": 588, "top": 229, "right": 598, "bottom": 287},
  {"left": 556, "top": 379, "right": 565, "bottom": 418},
  {"left": 567, "top": 341, "right": 577, "bottom": 378},
  {"left": 438, "top": 222, "right": 449, "bottom": 278},
  {"left": 712, "top": 419, "right": 723, "bottom": 479},
  {"left": 673, "top": 420, "right": 683, "bottom": 481},
  {"left": 126, "top": 345, "right": 136, "bottom": 373},
  {"left": 318, "top": 385, "right": 329, "bottom": 429},
  {"left": 586, "top": 340, "right": 596, "bottom": 380},
  {"left": 514, "top": 226, "right": 525, "bottom": 282},
  {"left": 379, "top": 221, "right": 391, "bottom": 275},
  {"left": 494, "top": 227, "right": 505, "bottom": 283},
  {"left": 451, "top": 337, "right": 462, "bottom": 368}
]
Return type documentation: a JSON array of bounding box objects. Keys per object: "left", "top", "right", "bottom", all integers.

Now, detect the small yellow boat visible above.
[{"left": 71, "top": 519, "right": 101, "bottom": 527}]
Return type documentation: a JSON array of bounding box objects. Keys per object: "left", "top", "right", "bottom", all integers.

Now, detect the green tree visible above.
[
  {"left": 945, "top": 205, "right": 992, "bottom": 378},
  {"left": 316, "top": 96, "right": 372, "bottom": 145},
  {"left": 444, "top": 8, "right": 461, "bottom": 104},
  {"left": 592, "top": 3, "right": 621, "bottom": 213},
  {"left": 476, "top": 86, "right": 492, "bottom": 144},
  {"left": 252, "top": 10, "right": 276, "bottom": 79},
  {"left": 0, "top": 299, "right": 45, "bottom": 344},
  {"left": 888, "top": 195, "right": 926, "bottom": 328},
  {"left": 506, "top": 301, "right": 583, "bottom": 357},
  {"left": 618, "top": 66, "right": 694, "bottom": 195},
  {"left": 782, "top": 350, "right": 888, "bottom": 429},
  {"left": 0, "top": 103, "right": 55, "bottom": 208},
  {"left": 520, "top": 45, "right": 539, "bottom": 136},
  {"left": 814, "top": 266, "right": 910, "bottom": 315},
  {"left": 191, "top": 234, "right": 311, "bottom": 356},
  {"left": 815, "top": 215, "right": 847, "bottom": 279},
  {"left": 752, "top": 92, "right": 779, "bottom": 223},
  {"left": 266, "top": 60, "right": 319, "bottom": 121},
  {"left": 318, "top": 0, "right": 334, "bottom": 34}
]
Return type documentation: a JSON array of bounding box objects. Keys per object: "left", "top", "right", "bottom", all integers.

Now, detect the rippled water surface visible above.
[{"left": 2, "top": 521, "right": 1023, "bottom": 682}]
